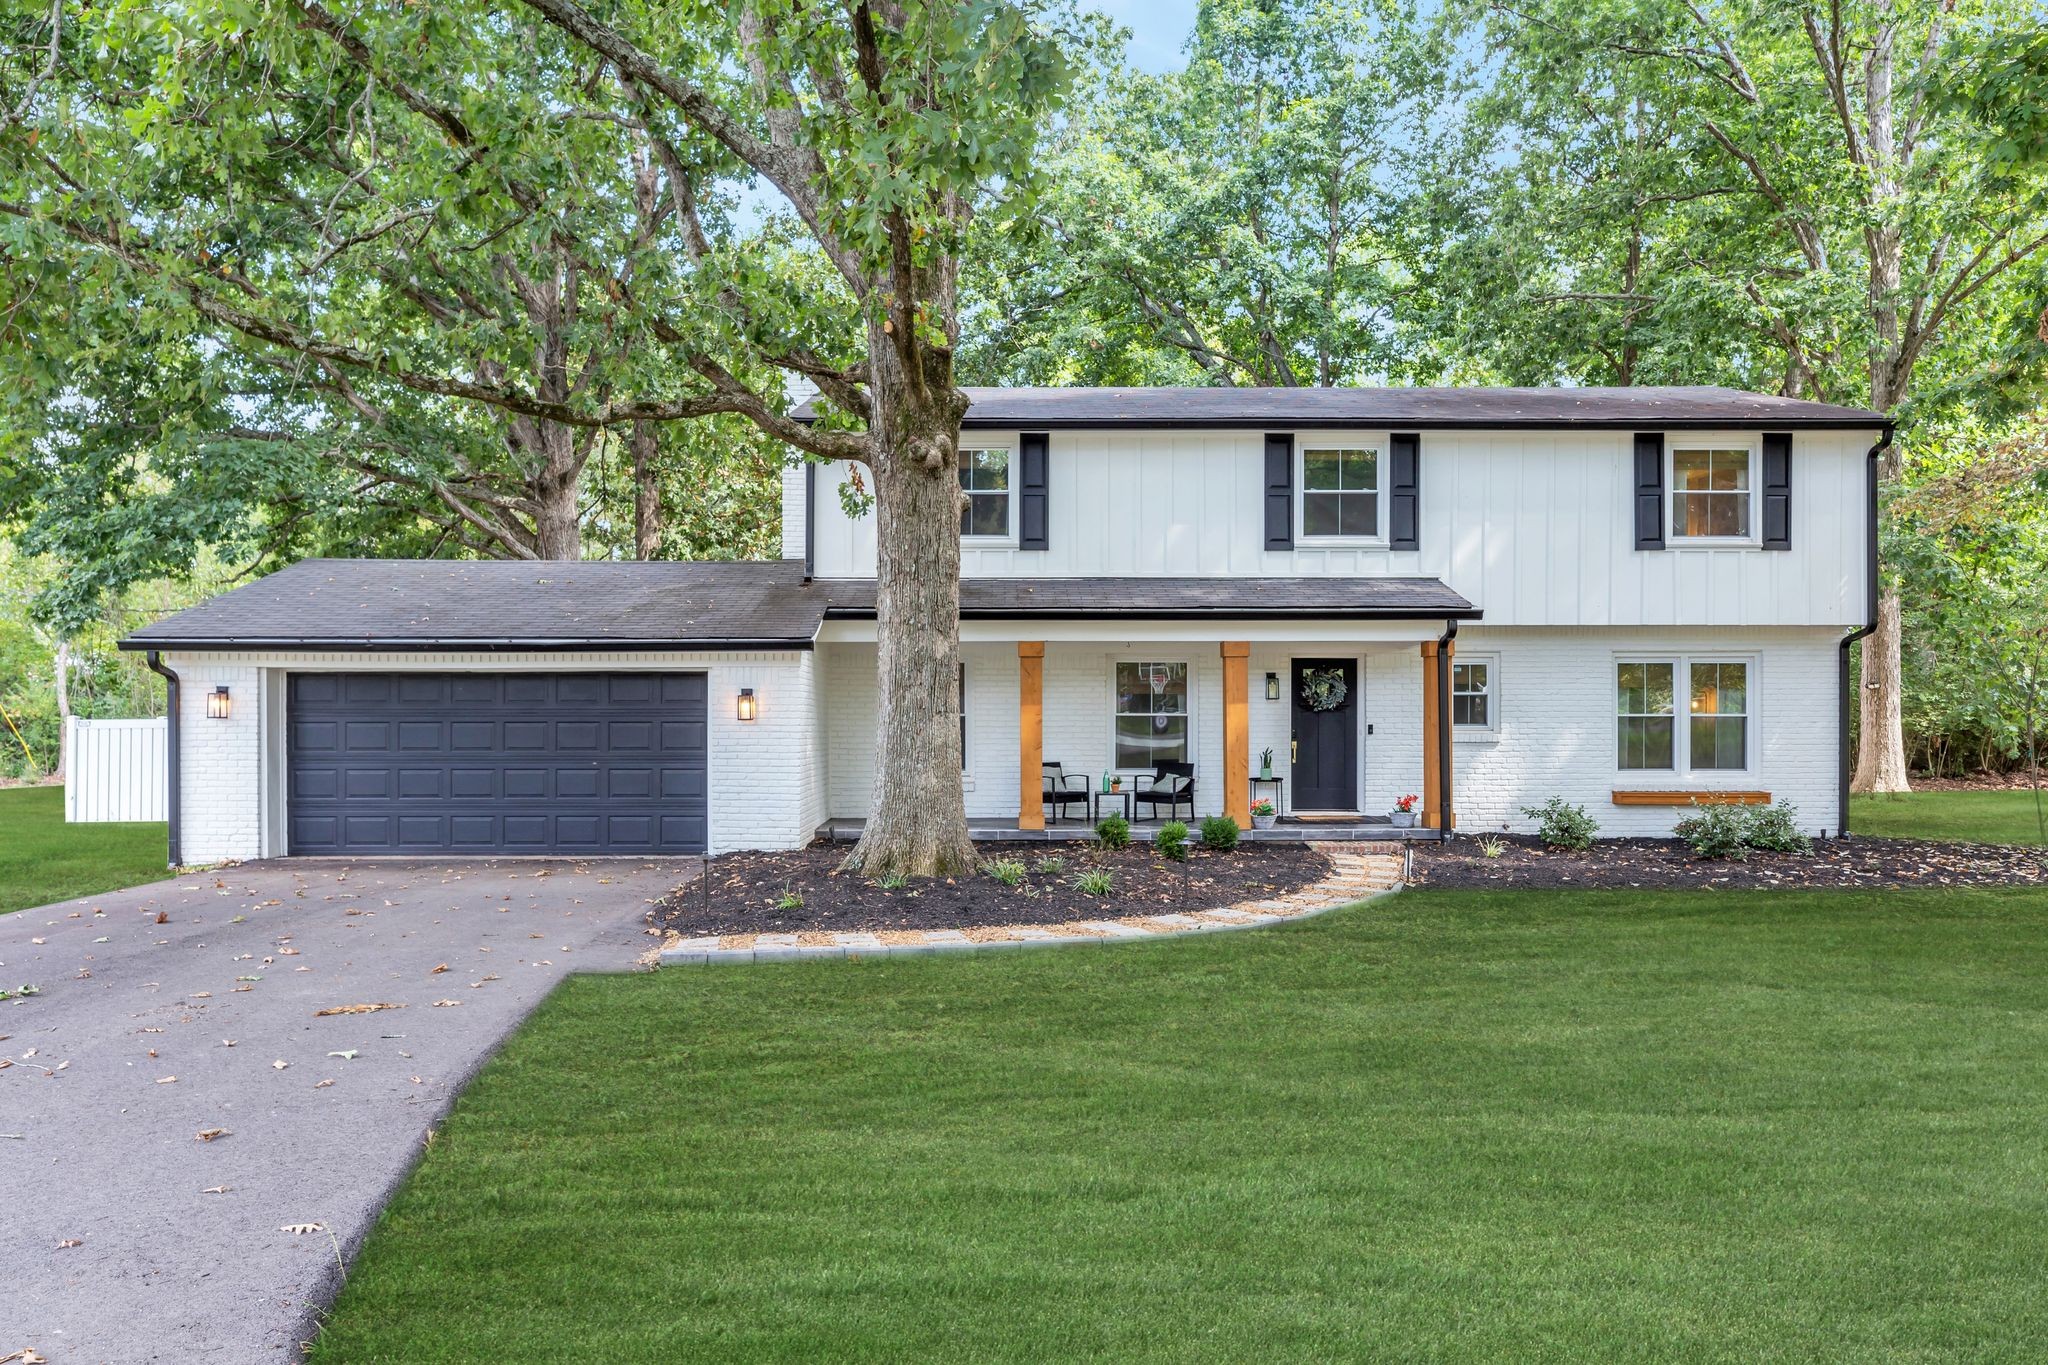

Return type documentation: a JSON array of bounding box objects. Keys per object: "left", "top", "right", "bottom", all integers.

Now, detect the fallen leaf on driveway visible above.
[
  {"left": 431, "top": 999, "right": 462, "bottom": 1007},
  {"left": 156, "top": 1076, "right": 177, "bottom": 1084},
  {"left": 196, "top": 1128, "right": 229, "bottom": 1142},
  {"left": 202, "top": 1186, "right": 230, "bottom": 1195},
  {"left": 190, "top": 992, "right": 211, "bottom": 1000},
  {"left": 281, "top": 1223, "right": 325, "bottom": 1235},
  {"left": 272, "top": 1060, "right": 289, "bottom": 1070},
  {"left": 327, "top": 1050, "right": 357, "bottom": 1061},
  {"left": 314, "top": 1079, "right": 334, "bottom": 1088},
  {"left": 155, "top": 911, "right": 169, "bottom": 924},
  {"left": 1, "top": 1348, "right": 50, "bottom": 1363},
  {"left": 29, "top": 938, "right": 43, "bottom": 945},
  {"left": 55, "top": 1239, "right": 82, "bottom": 1250},
  {"left": 222, "top": 1039, "right": 236, "bottom": 1047},
  {"left": 312, "top": 1003, "right": 403, "bottom": 1017},
  {"left": 429, "top": 963, "right": 449, "bottom": 975}
]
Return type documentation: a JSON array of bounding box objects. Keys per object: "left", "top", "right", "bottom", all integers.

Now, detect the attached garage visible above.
[{"left": 287, "top": 672, "right": 708, "bottom": 855}]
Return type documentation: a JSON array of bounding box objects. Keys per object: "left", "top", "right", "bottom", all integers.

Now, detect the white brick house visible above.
[{"left": 124, "top": 386, "right": 1887, "bottom": 864}]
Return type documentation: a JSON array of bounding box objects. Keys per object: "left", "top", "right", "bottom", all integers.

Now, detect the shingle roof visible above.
[
  {"left": 120, "top": 559, "right": 831, "bottom": 651},
  {"left": 822, "top": 577, "right": 1477, "bottom": 620},
  {"left": 793, "top": 386, "right": 1888, "bottom": 430}
]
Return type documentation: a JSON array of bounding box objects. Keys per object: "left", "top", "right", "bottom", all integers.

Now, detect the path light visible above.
[
  {"left": 1265, "top": 672, "right": 1280, "bottom": 701},
  {"left": 737, "top": 688, "right": 758, "bottom": 722},
  {"left": 207, "top": 685, "right": 232, "bottom": 719}
]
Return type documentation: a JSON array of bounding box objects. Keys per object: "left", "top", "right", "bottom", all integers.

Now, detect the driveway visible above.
[{"left": 0, "top": 855, "right": 696, "bottom": 1364}]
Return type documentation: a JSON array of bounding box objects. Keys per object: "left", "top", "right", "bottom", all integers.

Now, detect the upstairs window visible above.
[
  {"left": 1114, "top": 661, "right": 1189, "bottom": 769},
  {"left": 1301, "top": 445, "right": 1379, "bottom": 539},
  {"left": 1671, "top": 447, "right": 1751, "bottom": 538},
  {"left": 959, "top": 447, "right": 1011, "bottom": 538}
]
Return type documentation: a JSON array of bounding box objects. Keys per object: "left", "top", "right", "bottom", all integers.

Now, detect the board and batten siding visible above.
[
  {"left": 64, "top": 717, "right": 168, "bottom": 823},
  {"left": 800, "top": 428, "right": 1876, "bottom": 628}
]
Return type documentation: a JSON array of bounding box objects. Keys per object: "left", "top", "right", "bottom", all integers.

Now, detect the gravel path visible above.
[{"left": 0, "top": 856, "right": 693, "bottom": 1364}]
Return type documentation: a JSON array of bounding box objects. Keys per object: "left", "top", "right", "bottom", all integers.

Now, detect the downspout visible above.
[
  {"left": 803, "top": 460, "right": 817, "bottom": 583},
  {"left": 1838, "top": 428, "right": 1895, "bottom": 837},
  {"left": 1437, "top": 619, "right": 1458, "bottom": 844},
  {"left": 145, "top": 650, "right": 181, "bottom": 868}
]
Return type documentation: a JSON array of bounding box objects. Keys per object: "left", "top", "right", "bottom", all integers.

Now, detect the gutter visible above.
[
  {"left": 1437, "top": 618, "right": 1458, "bottom": 844},
  {"left": 117, "top": 637, "right": 817, "bottom": 653},
  {"left": 1838, "top": 427, "right": 1896, "bottom": 837},
  {"left": 145, "top": 651, "right": 181, "bottom": 868}
]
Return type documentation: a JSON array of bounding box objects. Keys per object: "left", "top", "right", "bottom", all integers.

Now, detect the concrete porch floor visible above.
[{"left": 817, "top": 816, "right": 1442, "bottom": 843}]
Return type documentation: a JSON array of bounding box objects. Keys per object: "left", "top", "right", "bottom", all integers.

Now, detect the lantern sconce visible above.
[
  {"left": 1264, "top": 672, "right": 1280, "bottom": 702},
  {"left": 207, "top": 685, "right": 232, "bottom": 720},
  {"left": 736, "top": 687, "right": 758, "bottom": 723}
]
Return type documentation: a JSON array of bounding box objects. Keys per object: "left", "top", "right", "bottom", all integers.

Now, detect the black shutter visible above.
[
  {"left": 1018, "top": 431, "right": 1049, "bottom": 551},
  {"left": 1761, "top": 431, "right": 1792, "bottom": 550},
  {"left": 1264, "top": 432, "right": 1293, "bottom": 550},
  {"left": 1634, "top": 433, "right": 1665, "bottom": 551},
  {"left": 1388, "top": 432, "right": 1420, "bottom": 551}
]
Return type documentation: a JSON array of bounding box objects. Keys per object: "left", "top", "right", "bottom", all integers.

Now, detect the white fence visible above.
[{"left": 64, "top": 717, "right": 167, "bottom": 823}]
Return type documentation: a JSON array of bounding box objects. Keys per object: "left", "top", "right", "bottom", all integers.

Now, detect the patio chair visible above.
[
  {"left": 1133, "top": 761, "right": 1195, "bottom": 822},
  {"left": 1042, "top": 762, "right": 1092, "bottom": 825}
]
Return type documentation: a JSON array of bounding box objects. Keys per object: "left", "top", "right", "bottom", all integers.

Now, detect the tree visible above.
[{"left": 3, "top": 0, "right": 1069, "bottom": 875}]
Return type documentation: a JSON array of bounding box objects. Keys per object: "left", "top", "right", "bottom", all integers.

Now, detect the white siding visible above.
[
  {"left": 64, "top": 717, "right": 167, "bottom": 824},
  {"left": 798, "top": 427, "right": 1876, "bottom": 627}
]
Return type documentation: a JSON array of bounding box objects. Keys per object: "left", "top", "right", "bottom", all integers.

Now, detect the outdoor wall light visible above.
[
  {"left": 207, "top": 685, "right": 232, "bottom": 720},
  {"left": 1265, "top": 672, "right": 1280, "bottom": 701},
  {"left": 737, "top": 688, "right": 758, "bottom": 722}
]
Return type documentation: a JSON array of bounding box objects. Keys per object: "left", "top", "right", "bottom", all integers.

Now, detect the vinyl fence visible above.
[{"left": 64, "top": 717, "right": 168, "bottom": 823}]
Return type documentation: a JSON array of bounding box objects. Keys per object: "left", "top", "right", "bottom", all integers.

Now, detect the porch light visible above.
[
  {"left": 206, "top": 685, "right": 232, "bottom": 720},
  {"left": 736, "top": 688, "right": 758, "bottom": 722},
  {"left": 1265, "top": 672, "right": 1280, "bottom": 701}
]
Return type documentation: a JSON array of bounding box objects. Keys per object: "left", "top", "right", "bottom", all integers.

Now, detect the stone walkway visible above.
[{"left": 660, "top": 843, "right": 1405, "bottom": 966}]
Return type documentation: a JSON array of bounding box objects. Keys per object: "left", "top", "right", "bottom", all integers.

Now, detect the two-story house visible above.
[{"left": 124, "top": 386, "right": 1888, "bottom": 864}]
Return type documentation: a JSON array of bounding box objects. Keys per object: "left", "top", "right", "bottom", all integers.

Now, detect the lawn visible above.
[
  {"left": 0, "top": 785, "right": 171, "bottom": 915},
  {"left": 314, "top": 887, "right": 2048, "bottom": 1362},
  {"left": 1852, "top": 788, "right": 2048, "bottom": 845}
]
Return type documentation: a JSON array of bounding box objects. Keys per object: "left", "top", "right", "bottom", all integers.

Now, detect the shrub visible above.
[
  {"left": 1521, "top": 797, "right": 1599, "bottom": 850},
  {"left": 1477, "top": 835, "right": 1507, "bottom": 860},
  {"left": 1074, "top": 869, "right": 1114, "bottom": 896},
  {"left": 1034, "top": 854, "right": 1066, "bottom": 876},
  {"left": 1199, "top": 815, "right": 1241, "bottom": 851},
  {"left": 775, "top": 884, "right": 804, "bottom": 910},
  {"left": 1743, "top": 801, "right": 1813, "bottom": 854},
  {"left": 874, "top": 871, "right": 908, "bottom": 890},
  {"left": 1096, "top": 813, "right": 1131, "bottom": 850},
  {"left": 984, "top": 858, "right": 1027, "bottom": 887},
  {"left": 1674, "top": 803, "right": 1750, "bottom": 860},
  {"left": 1156, "top": 820, "right": 1190, "bottom": 861}
]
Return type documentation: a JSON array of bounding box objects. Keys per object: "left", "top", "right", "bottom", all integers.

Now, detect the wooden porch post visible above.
[
  {"left": 1222, "top": 641, "right": 1251, "bottom": 826},
  {"left": 1019, "top": 642, "right": 1045, "bottom": 830},
  {"left": 1420, "top": 639, "right": 1455, "bottom": 830}
]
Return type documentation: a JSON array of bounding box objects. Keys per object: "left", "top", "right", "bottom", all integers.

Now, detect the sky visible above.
[{"left": 1091, "top": 0, "right": 1200, "bottom": 73}]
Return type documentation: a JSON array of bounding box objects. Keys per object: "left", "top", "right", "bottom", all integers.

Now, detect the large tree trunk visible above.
[
  {"left": 629, "top": 421, "right": 662, "bottom": 561},
  {"left": 1853, "top": 586, "right": 1912, "bottom": 793},
  {"left": 528, "top": 460, "right": 583, "bottom": 560}
]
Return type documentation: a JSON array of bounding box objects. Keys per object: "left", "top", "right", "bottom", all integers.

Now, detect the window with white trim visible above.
[
  {"left": 959, "top": 447, "right": 1011, "bottom": 538},
  {"left": 1451, "top": 656, "right": 1495, "bottom": 731},
  {"left": 1671, "top": 445, "right": 1752, "bottom": 539},
  {"left": 1113, "top": 661, "right": 1189, "bottom": 769},
  {"left": 1300, "top": 443, "right": 1380, "bottom": 539},
  {"left": 1617, "top": 657, "right": 1751, "bottom": 773}
]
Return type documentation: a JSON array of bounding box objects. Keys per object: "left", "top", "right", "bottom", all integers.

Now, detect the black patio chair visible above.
[
  {"left": 1133, "top": 761, "right": 1195, "bottom": 822},
  {"left": 1042, "top": 762, "right": 1092, "bottom": 825}
]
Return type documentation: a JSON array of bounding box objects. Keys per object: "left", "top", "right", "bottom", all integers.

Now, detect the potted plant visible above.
[
  {"left": 1110, "top": 774, "right": 1123, "bottom": 793},
  {"left": 1251, "top": 798, "right": 1277, "bottom": 831},
  {"left": 1259, "top": 747, "right": 1274, "bottom": 780},
  {"left": 1390, "top": 793, "right": 1420, "bottom": 828}
]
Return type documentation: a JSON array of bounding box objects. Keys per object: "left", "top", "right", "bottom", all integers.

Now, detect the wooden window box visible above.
[{"left": 1610, "top": 790, "right": 1770, "bottom": 807}]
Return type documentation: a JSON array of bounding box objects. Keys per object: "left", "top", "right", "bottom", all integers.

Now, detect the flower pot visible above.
[
  {"left": 1259, "top": 764, "right": 1273, "bottom": 780},
  {"left": 1390, "top": 810, "right": 1417, "bottom": 828},
  {"left": 1252, "top": 813, "right": 1277, "bottom": 830}
]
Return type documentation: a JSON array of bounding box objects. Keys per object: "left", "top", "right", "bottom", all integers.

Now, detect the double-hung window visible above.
[
  {"left": 1451, "top": 657, "right": 1495, "bottom": 731},
  {"left": 1114, "top": 661, "right": 1189, "bottom": 769},
  {"left": 1617, "top": 657, "right": 1751, "bottom": 773},
  {"left": 1300, "top": 441, "right": 1381, "bottom": 540},
  {"left": 1670, "top": 444, "right": 1753, "bottom": 540},
  {"left": 959, "top": 446, "right": 1012, "bottom": 538}
]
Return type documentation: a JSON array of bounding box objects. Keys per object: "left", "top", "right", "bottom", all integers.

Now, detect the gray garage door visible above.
[{"left": 287, "top": 672, "right": 707, "bottom": 855}]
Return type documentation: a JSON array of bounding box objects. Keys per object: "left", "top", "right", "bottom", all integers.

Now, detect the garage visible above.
[{"left": 287, "top": 671, "right": 707, "bottom": 855}]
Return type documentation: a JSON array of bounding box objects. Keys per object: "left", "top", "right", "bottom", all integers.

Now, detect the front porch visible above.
[{"left": 816, "top": 816, "right": 1435, "bottom": 843}]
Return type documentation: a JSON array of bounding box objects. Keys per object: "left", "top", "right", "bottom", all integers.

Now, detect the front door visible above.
[{"left": 1291, "top": 658, "right": 1359, "bottom": 812}]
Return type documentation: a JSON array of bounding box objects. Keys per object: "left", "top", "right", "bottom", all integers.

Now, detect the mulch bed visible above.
[
  {"left": 1906, "top": 773, "right": 2045, "bottom": 792},
  {"left": 653, "top": 840, "right": 1334, "bottom": 936},
  {"left": 1414, "top": 834, "right": 2048, "bottom": 891}
]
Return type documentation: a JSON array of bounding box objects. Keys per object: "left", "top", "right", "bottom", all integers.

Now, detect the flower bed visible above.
[{"left": 1414, "top": 834, "right": 2047, "bottom": 891}]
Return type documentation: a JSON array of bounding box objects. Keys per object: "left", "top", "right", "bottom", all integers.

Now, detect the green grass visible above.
[
  {"left": 315, "top": 888, "right": 2048, "bottom": 1363},
  {"left": 0, "top": 785, "right": 171, "bottom": 915},
  {"left": 1852, "top": 788, "right": 2048, "bottom": 845}
]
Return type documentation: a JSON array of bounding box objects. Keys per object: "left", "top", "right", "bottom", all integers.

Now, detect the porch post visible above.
[
  {"left": 1019, "top": 641, "right": 1045, "bottom": 830},
  {"left": 1222, "top": 641, "right": 1251, "bottom": 826},
  {"left": 1420, "top": 637, "right": 1456, "bottom": 830}
]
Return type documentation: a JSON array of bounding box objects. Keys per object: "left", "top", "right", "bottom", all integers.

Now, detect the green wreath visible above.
[{"left": 1299, "top": 668, "right": 1349, "bottom": 712}]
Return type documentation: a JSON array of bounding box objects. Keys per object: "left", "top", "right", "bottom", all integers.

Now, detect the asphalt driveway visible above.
[{"left": 0, "top": 855, "right": 696, "bottom": 1364}]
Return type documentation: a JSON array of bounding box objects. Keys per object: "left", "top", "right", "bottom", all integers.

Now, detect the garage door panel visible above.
[{"left": 288, "top": 672, "right": 707, "bottom": 854}]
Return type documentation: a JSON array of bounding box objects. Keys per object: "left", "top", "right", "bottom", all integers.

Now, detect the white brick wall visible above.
[{"left": 164, "top": 657, "right": 264, "bottom": 865}]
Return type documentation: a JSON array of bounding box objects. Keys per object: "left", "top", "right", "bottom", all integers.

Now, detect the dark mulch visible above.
[
  {"left": 653, "top": 840, "right": 1334, "bottom": 936},
  {"left": 1414, "top": 833, "right": 2048, "bottom": 891},
  {"left": 1908, "top": 772, "right": 2046, "bottom": 792}
]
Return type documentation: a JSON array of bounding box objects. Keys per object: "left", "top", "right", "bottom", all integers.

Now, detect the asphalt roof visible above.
[
  {"left": 121, "top": 561, "right": 1478, "bottom": 650},
  {"left": 793, "top": 386, "right": 1889, "bottom": 430}
]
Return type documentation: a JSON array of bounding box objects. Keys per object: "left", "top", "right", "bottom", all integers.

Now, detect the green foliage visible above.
[
  {"left": 775, "top": 885, "right": 804, "bottom": 911},
  {"left": 1096, "top": 814, "right": 1131, "bottom": 850},
  {"left": 1673, "top": 804, "right": 1753, "bottom": 861},
  {"left": 1477, "top": 835, "right": 1507, "bottom": 859},
  {"left": 1199, "top": 816, "right": 1241, "bottom": 851},
  {"left": 1073, "top": 868, "right": 1115, "bottom": 896},
  {"left": 1156, "top": 821, "right": 1191, "bottom": 861},
  {"left": 875, "top": 871, "right": 910, "bottom": 891},
  {"left": 1034, "top": 854, "right": 1067, "bottom": 876},
  {"left": 985, "top": 858, "right": 1028, "bottom": 888},
  {"left": 1522, "top": 798, "right": 1599, "bottom": 851},
  {"left": 1743, "top": 803, "right": 1814, "bottom": 855}
]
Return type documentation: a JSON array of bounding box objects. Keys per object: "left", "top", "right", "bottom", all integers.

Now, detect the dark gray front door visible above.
[
  {"left": 287, "top": 672, "right": 707, "bottom": 855},
  {"left": 1291, "top": 658, "right": 1358, "bottom": 811}
]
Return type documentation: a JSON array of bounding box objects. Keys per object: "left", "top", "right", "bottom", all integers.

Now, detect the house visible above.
[{"left": 121, "top": 386, "right": 1889, "bottom": 864}]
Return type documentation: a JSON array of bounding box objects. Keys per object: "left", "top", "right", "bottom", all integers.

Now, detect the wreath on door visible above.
[{"left": 1299, "top": 668, "right": 1349, "bottom": 712}]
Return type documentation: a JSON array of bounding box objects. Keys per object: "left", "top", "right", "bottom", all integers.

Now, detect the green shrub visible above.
[
  {"left": 1521, "top": 797, "right": 1599, "bottom": 850},
  {"left": 1674, "top": 803, "right": 1750, "bottom": 860},
  {"left": 1477, "top": 835, "right": 1507, "bottom": 859},
  {"left": 1743, "top": 801, "right": 1813, "bottom": 854},
  {"left": 984, "top": 858, "right": 1027, "bottom": 888},
  {"left": 1074, "top": 869, "right": 1114, "bottom": 896},
  {"left": 775, "top": 884, "right": 803, "bottom": 910},
  {"left": 1156, "top": 820, "right": 1190, "bottom": 861},
  {"left": 1034, "top": 854, "right": 1066, "bottom": 876},
  {"left": 1199, "top": 815, "right": 1241, "bottom": 851},
  {"left": 1096, "top": 814, "right": 1131, "bottom": 850},
  {"left": 875, "top": 871, "right": 908, "bottom": 890}
]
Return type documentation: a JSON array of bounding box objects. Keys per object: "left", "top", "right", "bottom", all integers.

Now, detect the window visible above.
[
  {"left": 1617, "top": 657, "right": 1751, "bottom": 773},
  {"left": 1452, "top": 658, "right": 1494, "bottom": 730},
  {"left": 959, "top": 447, "right": 1010, "bottom": 537},
  {"left": 1671, "top": 447, "right": 1751, "bottom": 538},
  {"left": 1301, "top": 444, "right": 1379, "bottom": 538},
  {"left": 1114, "top": 661, "right": 1189, "bottom": 769}
]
